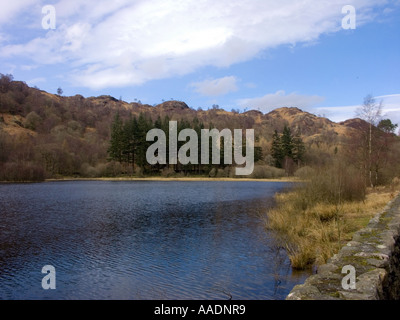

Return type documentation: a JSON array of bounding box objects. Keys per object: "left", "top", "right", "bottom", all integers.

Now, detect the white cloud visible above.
[
  {"left": 190, "top": 76, "right": 239, "bottom": 97},
  {"left": 377, "top": 94, "right": 400, "bottom": 126},
  {"left": 313, "top": 105, "right": 360, "bottom": 122},
  {"left": 314, "top": 94, "right": 400, "bottom": 123},
  {"left": 20, "top": 64, "right": 38, "bottom": 71},
  {"left": 238, "top": 90, "right": 325, "bottom": 112},
  {"left": 0, "top": 0, "right": 38, "bottom": 25},
  {"left": 0, "top": 0, "right": 388, "bottom": 89},
  {"left": 27, "top": 77, "right": 46, "bottom": 86},
  {"left": 0, "top": 32, "right": 8, "bottom": 44}
]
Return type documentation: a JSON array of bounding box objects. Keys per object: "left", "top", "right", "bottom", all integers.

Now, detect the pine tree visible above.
[
  {"left": 271, "top": 130, "right": 283, "bottom": 168},
  {"left": 292, "top": 134, "right": 306, "bottom": 165},
  {"left": 253, "top": 135, "right": 263, "bottom": 163},
  {"left": 161, "top": 115, "right": 171, "bottom": 167},
  {"left": 271, "top": 126, "right": 305, "bottom": 169},
  {"left": 281, "top": 126, "right": 294, "bottom": 159},
  {"left": 378, "top": 119, "right": 398, "bottom": 134},
  {"left": 254, "top": 146, "right": 263, "bottom": 163},
  {"left": 108, "top": 113, "right": 124, "bottom": 163},
  {"left": 135, "top": 113, "right": 153, "bottom": 170},
  {"left": 192, "top": 117, "right": 204, "bottom": 174},
  {"left": 123, "top": 115, "right": 138, "bottom": 171},
  {"left": 154, "top": 115, "right": 162, "bottom": 129}
]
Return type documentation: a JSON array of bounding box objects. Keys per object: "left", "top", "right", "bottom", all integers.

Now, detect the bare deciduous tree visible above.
[{"left": 356, "top": 94, "right": 383, "bottom": 187}]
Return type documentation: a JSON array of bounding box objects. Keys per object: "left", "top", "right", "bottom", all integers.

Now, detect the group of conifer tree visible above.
[
  {"left": 108, "top": 113, "right": 263, "bottom": 175},
  {"left": 270, "top": 126, "right": 306, "bottom": 170}
]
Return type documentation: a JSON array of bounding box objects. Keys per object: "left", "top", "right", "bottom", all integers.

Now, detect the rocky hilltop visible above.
[{"left": 0, "top": 75, "right": 373, "bottom": 180}]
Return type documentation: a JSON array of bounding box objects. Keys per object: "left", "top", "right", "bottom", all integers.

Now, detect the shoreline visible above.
[{"left": 43, "top": 176, "right": 300, "bottom": 183}]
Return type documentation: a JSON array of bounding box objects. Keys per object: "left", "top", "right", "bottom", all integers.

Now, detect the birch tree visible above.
[{"left": 356, "top": 95, "right": 382, "bottom": 188}]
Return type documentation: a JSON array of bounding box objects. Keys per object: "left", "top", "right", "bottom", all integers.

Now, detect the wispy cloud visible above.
[
  {"left": 314, "top": 94, "right": 400, "bottom": 123},
  {"left": 190, "top": 76, "right": 239, "bottom": 97},
  {"left": 238, "top": 90, "right": 325, "bottom": 112},
  {"left": 27, "top": 77, "right": 46, "bottom": 86},
  {"left": 0, "top": 0, "right": 389, "bottom": 89},
  {"left": 313, "top": 105, "right": 360, "bottom": 122},
  {"left": 377, "top": 94, "right": 400, "bottom": 126},
  {"left": 0, "top": 0, "right": 38, "bottom": 25}
]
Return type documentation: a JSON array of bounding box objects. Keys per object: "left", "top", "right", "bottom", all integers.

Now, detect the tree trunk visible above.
[{"left": 369, "top": 122, "right": 373, "bottom": 188}]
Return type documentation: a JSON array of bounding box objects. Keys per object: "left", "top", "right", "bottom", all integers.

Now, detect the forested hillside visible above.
[{"left": 1, "top": 74, "right": 399, "bottom": 183}]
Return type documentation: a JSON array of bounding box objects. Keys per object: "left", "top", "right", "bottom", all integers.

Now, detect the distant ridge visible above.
[
  {"left": 0, "top": 78, "right": 369, "bottom": 142},
  {"left": 0, "top": 75, "right": 376, "bottom": 180}
]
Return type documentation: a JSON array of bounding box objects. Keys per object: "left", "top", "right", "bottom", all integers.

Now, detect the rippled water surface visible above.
[{"left": 0, "top": 181, "right": 309, "bottom": 300}]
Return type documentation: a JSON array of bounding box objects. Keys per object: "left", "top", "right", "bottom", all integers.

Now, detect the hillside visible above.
[{"left": 0, "top": 75, "right": 372, "bottom": 181}]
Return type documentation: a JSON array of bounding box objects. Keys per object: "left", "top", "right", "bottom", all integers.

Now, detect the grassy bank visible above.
[
  {"left": 0, "top": 164, "right": 290, "bottom": 183},
  {"left": 265, "top": 166, "right": 400, "bottom": 270},
  {"left": 44, "top": 176, "right": 299, "bottom": 182}
]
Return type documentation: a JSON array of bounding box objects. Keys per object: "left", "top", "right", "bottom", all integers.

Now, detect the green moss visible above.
[
  {"left": 341, "top": 255, "right": 369, "bottom": 267},
  {"left": 329, "top": 291, "right": 341, "bottom": 298},
  {"left": 379, "top": 215, "right": 392, "bottom": 227}
]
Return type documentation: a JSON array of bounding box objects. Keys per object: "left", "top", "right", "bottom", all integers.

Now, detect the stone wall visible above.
[{"left": 286, "top": 193, "right": 400, "bottom": 300}]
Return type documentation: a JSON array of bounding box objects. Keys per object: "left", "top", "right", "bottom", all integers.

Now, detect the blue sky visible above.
[{"left": 0, "top": 0, "right": 399, "bottom": 124}]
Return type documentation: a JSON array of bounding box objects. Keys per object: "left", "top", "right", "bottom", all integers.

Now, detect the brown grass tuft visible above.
[{"left": 266, "top": 165, "right": 397, "bottom": 270}]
